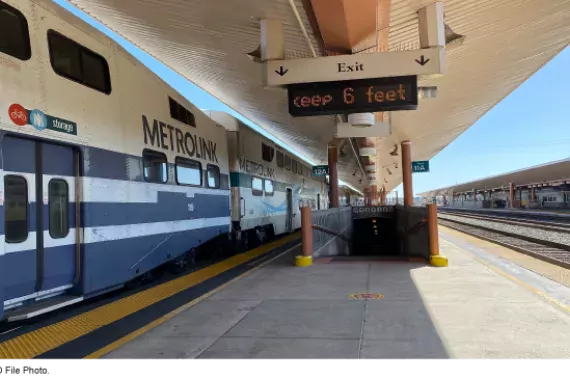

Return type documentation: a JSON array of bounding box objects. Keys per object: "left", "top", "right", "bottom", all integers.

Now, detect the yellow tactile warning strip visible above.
[
  {"left": 0, "top": 232, "right": 301, "bottom": 359},
  {"left": 86, "top": 241, "right": 302, "bottom": 358},
  {"left": 440, "top": 225, "right": 570, "bottom": 287}
]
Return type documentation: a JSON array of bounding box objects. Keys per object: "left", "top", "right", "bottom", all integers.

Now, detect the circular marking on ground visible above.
[{"left": 349, "top": 292, "right": 384, "bottom": 300}]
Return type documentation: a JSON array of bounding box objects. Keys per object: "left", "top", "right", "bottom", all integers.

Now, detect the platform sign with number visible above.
[
  {"left": 412, "top": 160, "right": 430, "bottom": 173},
  {"left": 312, "top": 165, "right": 329, "bottom": 176}
]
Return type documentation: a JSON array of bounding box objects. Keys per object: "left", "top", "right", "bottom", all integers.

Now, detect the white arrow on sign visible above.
[{"left": 266, "top": 47, "right": 445, "bottom": 87}]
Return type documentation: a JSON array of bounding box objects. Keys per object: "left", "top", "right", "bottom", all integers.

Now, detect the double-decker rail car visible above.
[
  {"left": 0, "top": 0, "right": 232, "bottom": 321},
  {"left": 206, "top": 112, "right": 328, "bottom": 249},
  {"left": 0, "top": 0, "right": 329, "bottom": 322}
]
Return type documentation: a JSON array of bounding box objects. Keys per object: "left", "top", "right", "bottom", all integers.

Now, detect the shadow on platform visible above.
[{"left": 105, "top": 247, "right": 449, "bottom": 359}]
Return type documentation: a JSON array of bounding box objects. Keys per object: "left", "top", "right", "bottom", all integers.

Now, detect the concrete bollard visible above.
[
  {"left": 295, "top": 206, "right": 313, "bottom": 267},
  {"left": 427, "top": 203, "right": 448, "bottom": 267}
]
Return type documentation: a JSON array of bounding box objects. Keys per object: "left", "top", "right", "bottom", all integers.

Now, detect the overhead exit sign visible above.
[
  {"left": 266, "top": 47, "right": 445, "bottom": 87},
  {"left": 288, "top": 76, "right": 418, "bottom": 117},
  {"left": 312, "top": 165, "right": 329, "bottom": 176},
  {"left": 412, "top": 160, "right": 430, "bottom": 173}
]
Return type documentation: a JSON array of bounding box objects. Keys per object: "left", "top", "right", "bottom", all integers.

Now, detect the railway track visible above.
[
  {"left": 439, "top": 210, "right": 570, "bottom": 233},
  {"left": 438, "top": 215, "right": 570, "bottom": 270},
  {"left": 440, "top": 208, "right": 570, "bottom": 225}
]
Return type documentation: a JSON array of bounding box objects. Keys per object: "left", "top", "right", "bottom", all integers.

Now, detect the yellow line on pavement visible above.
[
  {"left": 0, "top": 233, "right": 300, "bottom": 359},
  {"left": 86, "top": 242, "right": 302, "bottom": 358}
]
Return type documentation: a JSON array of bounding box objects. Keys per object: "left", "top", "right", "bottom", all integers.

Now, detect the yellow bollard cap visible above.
[
  {"left": 295, "top": 255, "right": 313, "bottom": 267},
  {"left": 430, "top": 255, "right": 448, "bottom": 267}
]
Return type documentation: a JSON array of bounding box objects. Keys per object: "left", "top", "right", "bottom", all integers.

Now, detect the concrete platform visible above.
[{"left": 104, "top": 230, "right": 570, "bottom": 359}]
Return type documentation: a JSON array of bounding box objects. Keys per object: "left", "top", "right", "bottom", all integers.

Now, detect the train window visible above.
[
  {"left": 261, "top": 143, "right": 274, "bottom": 163},
  {"left": 143, "top": 150, "right": 168, "bottom": 184},
  {"left": 291, "top": 159, "right": 298, "bottom": 174},
  {"left": 276, "top": 151, "right": 284, "bottom": 168},
  {"left": 4, "top": 175, "right": 28, "bottom": 244},
  {"left": 206, "top": 164, "right": 220, "bottom": 189},
  {"left": 175, "top": 157, "right": 201, "bottom": 186},
  {"left": 169, "top": 97, "right": 196, "bottom": 127},
  {"left": 47, "top": 30, "right": 111, "bottom": 94},
  {"left": 297, "top": 163, "right": 303, "bottom": 175},
  {"left": 252, "top": 177, "right": 263, "bottom": 196},
  {"left": 284, "top": 155, "right": 291, "bottom": 170},
  {"left": 49, "top": 179, "right": 69, "bottom": 239},
  {"left": 0, "top": 2, "right": 31, "bottom": 60},
  {"left": 264, "top": 179, "right": 274, "bottom": 196},
  {"left": 82, "top": 49, "right": 109, "bottom": 92}
]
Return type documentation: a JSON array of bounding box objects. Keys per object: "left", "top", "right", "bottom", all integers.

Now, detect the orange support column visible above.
[
  {"left": 401, "top": 140, "right": 413, "bottom": 207},
  {"left": 295, "top": 206, "right": 313, "bottom": 267},
  {"left": 370, "top": 185, "right": 378, "bottom": 206},
  {"left": 328, "top": 144, "right": 339, "bottom": 208},
  {"left": 427, "top": 203, "right": 448, "bottom": 267}
]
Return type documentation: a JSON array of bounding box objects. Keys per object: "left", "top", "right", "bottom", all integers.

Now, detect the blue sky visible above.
[
  {"left": 55, "top": 1, "right": 569, "bottom": 197},
  {"left": 395, "top": 46, "right": 570, "bottom": 196}
]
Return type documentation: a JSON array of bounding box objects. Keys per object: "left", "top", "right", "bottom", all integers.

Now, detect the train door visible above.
[
  {"left": 317, "top": 193, "right": 321, "bottom": 210},
  {"left": 2, "top": 136, "right": 77, "bottom": 302},
  {"left": 286, "top": 188, "right": 293, "bottom": 233}
]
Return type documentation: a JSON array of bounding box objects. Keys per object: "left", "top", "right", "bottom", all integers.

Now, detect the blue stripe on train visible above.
[
  {"left": 0, "top": 192, "right": 229, "bottom": 234},
  {"left": 0, "top": 132, "right": 230, "bottom": 189},
  {"left": 81, "top": 224, "right": 229, "bottom": 293},
  {"left": 82, "top": 145, "right": 231, "bottom": 189},
  {"left": 82, "top": 192, "right": 229, "bottom": 227},
  {"left": 1, "top": 244, "right": 75, "bottom": 300},
  {"left": 0, "top": 224, "right": 229, "bottom": 304}
]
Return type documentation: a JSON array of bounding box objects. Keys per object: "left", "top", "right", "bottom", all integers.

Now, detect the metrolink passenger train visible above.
[{"left": 0, "top": 0, "right": 327, "bottom": 321}]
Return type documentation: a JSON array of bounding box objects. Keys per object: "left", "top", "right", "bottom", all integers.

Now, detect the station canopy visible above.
[
  {"left": 66, "top": 0, "right": 570, "bottom": 192},
  {"left": 418, "top": 158, "right": 570, "bottom": 197}
]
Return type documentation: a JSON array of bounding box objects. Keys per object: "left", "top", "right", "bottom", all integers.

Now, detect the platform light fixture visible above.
[
  {"left": 348, "top": 113, "right": 375, "bottom": 128},
  {"left": 418, "top": 86, "right": 438, "bottom": 100},
  {"left": 445, "top": 23, "right": 465, "bottom": 49},
  {"left": 245, "top": 44, "right": 263, "bottom": 63}
]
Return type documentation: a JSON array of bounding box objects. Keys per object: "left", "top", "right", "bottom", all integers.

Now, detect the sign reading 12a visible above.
[{"left": 312, "top": 165, "right": 329, "bottom": 176}]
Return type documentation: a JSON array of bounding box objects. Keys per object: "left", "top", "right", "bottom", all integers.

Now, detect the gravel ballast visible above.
[{"left": 439, "top": 214, "right": 570, "bottom": 247}]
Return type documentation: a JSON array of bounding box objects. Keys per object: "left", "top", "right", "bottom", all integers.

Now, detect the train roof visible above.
[{"left": 418, "top": 158, "right": 570, "bottom": 197}]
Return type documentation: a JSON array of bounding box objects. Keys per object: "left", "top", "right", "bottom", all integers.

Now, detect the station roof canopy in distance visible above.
[
  {"left": 64, "top": 0, "right": 570, "bottom": 192},
  {"left": 418, "top": 158, "right": 570, "bottom": 197}
]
